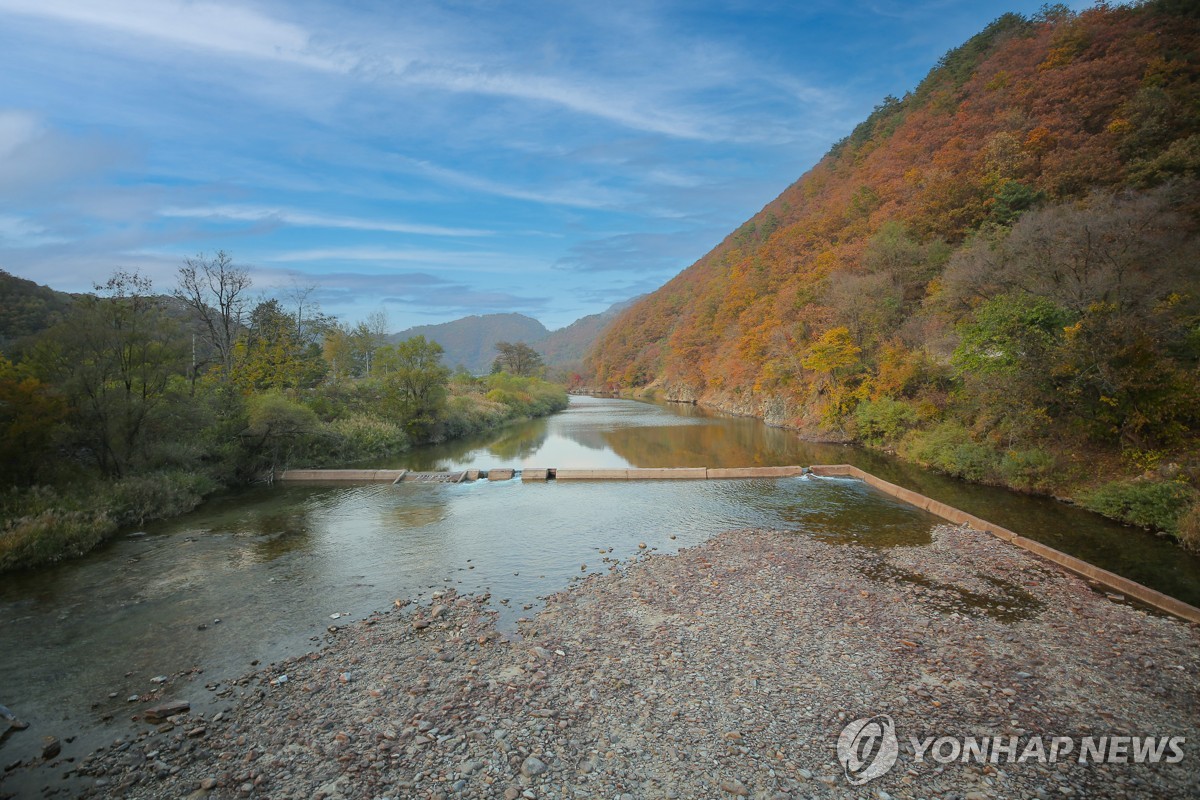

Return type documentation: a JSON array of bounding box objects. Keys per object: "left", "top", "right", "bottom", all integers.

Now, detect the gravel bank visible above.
[{"left": 12, "top": 525, "right": 1200, "bottom": 799}]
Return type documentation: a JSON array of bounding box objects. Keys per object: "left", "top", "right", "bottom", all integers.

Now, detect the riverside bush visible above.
[
  {"left": 0, "top": 470, "right": 214, "bottom": 571},
  {"left": 998, "top": 448, "right": 1057, "bottom": 492},
  {"left": 0, "top": 509, "right": 116, "bottom": 571},
  {"left": 899, "top": 422, "right": 1000, "bottom": 482},
  {"left": 327, "top": 414, "right": 410, "bottom": 460},
  {"left": 1178, "top": 501, "right": 1200, "bottom": 552},
  {"left": 1081, "top": 479, "right": 1199, "bottom": 535},
  {"left": 853, "top": 397, "right": 918, "bottom": 445},
  {"left": 106, "top": 471, "right": 218, "bottom": 526}
]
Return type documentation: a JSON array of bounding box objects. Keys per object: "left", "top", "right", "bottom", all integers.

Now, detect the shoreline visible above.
[{"left": 9, "top": 525, "right": 1198, "bottom": 800}]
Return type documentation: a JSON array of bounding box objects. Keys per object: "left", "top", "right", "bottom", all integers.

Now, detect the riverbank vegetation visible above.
[
  {"left": 588, "top": 2, "right": 1200, "bottom": 547},
  {"left": 0, "top": 260, "right": 567, "bottom": 572}
]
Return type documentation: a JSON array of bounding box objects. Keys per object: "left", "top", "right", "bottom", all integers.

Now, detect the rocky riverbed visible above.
[{"left": 5, "top": 525, "right": 1199, "bottom": 800}]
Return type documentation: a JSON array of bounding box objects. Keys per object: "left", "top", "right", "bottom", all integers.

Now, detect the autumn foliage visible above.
[{"left": 587, "top": 2, "right": 1200, "bottom": 536}]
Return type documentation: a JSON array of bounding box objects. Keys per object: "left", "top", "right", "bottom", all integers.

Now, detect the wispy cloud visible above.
[
  {"left": 556, "top": 230, "right": 710, "bottom": 274},
  {"left": 264, "top": 247, "right": 529, "bottom": 274},
  {"left": 393, "top": 62, "right": 719, "bottom": 142},
  {"left": 0, "top": 214, "right": 66, "bottom": 246},
  {"left": 397, "top": 158, "right": 634, "bottom": 210},
  {"left": 0, "top": 0, "right": 346, "bottom": 70},
  {"left": 159, "top": 205, "right": 491, "bottom": 237}
]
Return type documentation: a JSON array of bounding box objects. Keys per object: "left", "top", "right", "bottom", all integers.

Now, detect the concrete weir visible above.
[
  {"left": 808, "top": 464, "right": 1200, "bottom": 625},
  {"left": 273, "top": 463, "right": 1200, "bottom": 623}
]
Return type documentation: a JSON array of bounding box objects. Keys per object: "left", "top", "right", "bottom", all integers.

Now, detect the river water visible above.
[{"left": 1, "top": 396, "right": 1198, "bottom": 788}]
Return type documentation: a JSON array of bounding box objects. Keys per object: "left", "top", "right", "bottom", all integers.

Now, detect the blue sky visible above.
[{"left": 0, "top": 0, "right": 1085, "bottom": 331}]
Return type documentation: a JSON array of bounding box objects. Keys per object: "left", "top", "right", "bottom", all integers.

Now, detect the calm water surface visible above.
[{"left": 1, "top": 396, "right": 1197, "bottom": 786}]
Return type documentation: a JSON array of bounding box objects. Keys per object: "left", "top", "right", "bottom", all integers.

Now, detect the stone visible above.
[
  {"left": 520, "top": 755, "right": 548, "bottom": 777},
  {"left": 143, "top": 701, "right": 190, "bottom": 723},
  {"left": 40, "top": 735, "right": 61, "bottom": 760},
  {"left": 720, "top": 778, "right": 749, "bottom": 796}
]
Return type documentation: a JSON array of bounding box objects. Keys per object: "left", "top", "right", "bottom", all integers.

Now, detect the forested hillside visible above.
[
  {"left": 588, "top": 2, "right": 1200, "bottom": 545},
  {"left": 0, "top": 270, "right": 77, "bottom": 354}
]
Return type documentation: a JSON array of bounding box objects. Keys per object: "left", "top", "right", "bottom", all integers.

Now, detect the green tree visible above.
[
  {"left": 234, "top": 299, "right": 326, "bottom": 393},
  {"left": 0, "top": 356, "right": 67, "bottom": 486},
  {"left": 33, "top": 271, "right": 186, "bottom": 477},
  {"left": 381, "top": 336, "right": 451, "bottom": 437},
  {"left": 243, "top": 390, "right": 320, "bottom": 474},
  {"left": 492, "top": 341, "right": 545, "bottom": 377}
]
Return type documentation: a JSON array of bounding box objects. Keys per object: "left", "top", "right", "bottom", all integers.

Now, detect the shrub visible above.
[
  {"left": 900, "top": 422, "right": 1000, "bottom": 482},
  {"left": 854, "top": 397, "right": 918, "bottom": 445},
  {"left": 1081, "top": 479, "right": 1198, "bottom": 534},
  {"left": 1177, "top": 501, "right": 1200, "bottom": 552},
  {"left": 0, "top": 509, "right": 117, "bottom": 571},
  {"left": 327, "top": 414, "right": 409, "bottom": 460},
  {"left": 105, "top": 471, "right": 218, "bottom": 526},
  {"left": 998, "top": 448, "right": 1058, "bottom": 492}
]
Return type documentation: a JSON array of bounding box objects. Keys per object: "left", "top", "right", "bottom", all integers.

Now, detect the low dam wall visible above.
[{"left": 274, "top": 464, "right": 1200, "bottom": 624}]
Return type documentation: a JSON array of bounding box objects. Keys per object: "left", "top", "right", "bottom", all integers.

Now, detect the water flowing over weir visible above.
[{"left": 2, "top": 396, "right": 1200, "bottom": 788}]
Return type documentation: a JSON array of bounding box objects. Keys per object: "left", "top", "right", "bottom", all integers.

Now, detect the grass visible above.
[{"left": 0, "top": 470, "right": 217, "bottom": 572}]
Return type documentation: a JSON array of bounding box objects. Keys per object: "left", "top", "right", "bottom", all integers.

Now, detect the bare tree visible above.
[
  {"left": 283, "top": 280, "right": 319, "bottom": 340},
  {"left": 354, "top": 309, "right": 389, "bottom": 375},
  {"left": 173, "top": 251, "right": 252, "bottom": 380}
]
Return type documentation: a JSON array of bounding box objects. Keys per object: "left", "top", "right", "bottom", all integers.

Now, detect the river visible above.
[{"left": 1, "top": 395, "right": 1198, "bottom": 791}]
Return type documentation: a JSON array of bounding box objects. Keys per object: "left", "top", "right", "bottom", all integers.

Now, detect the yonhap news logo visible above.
[
  {"left": 836, "top": 715, "right": 1186, "bottom": 786},
  {"left": 837, "top": 715, "right": 898, "bottom": 785}
]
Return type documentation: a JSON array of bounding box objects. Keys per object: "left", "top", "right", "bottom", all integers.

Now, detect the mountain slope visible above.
[
  {"left": 390, "top": 313, "right": 550, "bottom": 373},
  {"left": 536, "top": 296, "right": 643, "bottom": 367},
  {"left": 0, "top": 270, "right": 77, "bottom": 354},
  {"left": 587, "top": 3, "right": 1200, "bottom": 535}
]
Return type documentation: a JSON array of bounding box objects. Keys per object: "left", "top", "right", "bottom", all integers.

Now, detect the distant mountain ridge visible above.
[
  {"left": 388, "top": 313, "right": 550, "bottom": 373},
  {"left": 391, "top": 298, "right": 641, "bottom": 373}
]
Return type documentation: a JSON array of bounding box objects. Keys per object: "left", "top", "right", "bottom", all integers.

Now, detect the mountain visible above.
[
  {"left": 587, "top": 3, "right": 1200, "bottom": 526},
  {"left": 390, "top": 299, "right": 641, "bottom": 374},
  {"left": 536, "top": 296, "right": 643, "bottom": 367},
  {"left": 389, "top": 313, "right": 550, "bottom": 373},
  {"left": 0, "top": 270, "right": 78, "bottom": 355}
]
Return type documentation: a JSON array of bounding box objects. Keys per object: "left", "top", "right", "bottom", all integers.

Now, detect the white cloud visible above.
[
  {"left": 0, "top": 214, "right": 66, "bottom": 246},
  {"left": 267, "top": 246, "right": 497, "bottom": 264},
  {"left": 394, "top": 62, "right": 717, "bottom": 142},
  {"left": 0, "top": 0, "right": 346, "bottom": 71},
  {"left": 0, "top": 110, "right": 39, "bottom": 158},
  {"left": 158, "top": 205, "right": 491, "bottom": 237},
  {"left": 399, "top": 159, "right": 633, "bottom": 210}
]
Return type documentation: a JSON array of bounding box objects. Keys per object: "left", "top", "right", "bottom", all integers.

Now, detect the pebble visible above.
[
  {"left": 520, "top": 755, "right": 548, "bottom": 777},
  {"left": 720, "top": 777, "right": 750, "bottom": 796},
  {"left": 37, "top": 527, "right": 1200, "bottom": 800}
]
